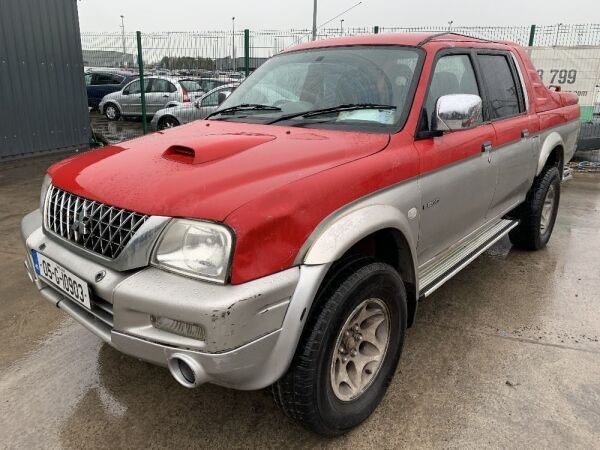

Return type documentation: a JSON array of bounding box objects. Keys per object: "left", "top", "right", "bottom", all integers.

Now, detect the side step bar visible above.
[{"left": 418, "top": 219, "right": 519, "bottom": 298}]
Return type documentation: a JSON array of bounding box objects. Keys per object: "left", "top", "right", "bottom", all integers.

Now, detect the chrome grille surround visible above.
[{"left": 43, "top": 185, "right": 149, "bottom": 259}]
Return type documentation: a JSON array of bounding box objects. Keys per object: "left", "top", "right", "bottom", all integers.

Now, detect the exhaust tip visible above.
[{"left": 167, "top": 353, "right": 206, "bottom": 388}]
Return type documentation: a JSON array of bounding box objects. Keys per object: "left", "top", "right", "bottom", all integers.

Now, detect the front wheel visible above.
[
  {"left": 104, "top": 103, "right": 120, "bottom": 121},
  {"left": 157, "top": 115, "right": 180, "bottom": 130},
  {"left": 272, "top": 259, "right": 407, "bottom": 436},
  {"left": 509, "top": 165, "right": 561, "bottom": 250}
]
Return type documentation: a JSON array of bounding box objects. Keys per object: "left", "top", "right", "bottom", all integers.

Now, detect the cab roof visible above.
[{"left": 284, "top": 32, "right": 516, "bottom": 53}]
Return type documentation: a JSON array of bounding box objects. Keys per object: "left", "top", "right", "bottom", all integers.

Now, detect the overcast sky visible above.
[{"left": 77, "top": 0, "right": 599, "bottom": 32}]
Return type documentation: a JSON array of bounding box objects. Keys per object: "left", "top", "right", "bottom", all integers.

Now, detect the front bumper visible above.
[{"left": 21, "top": 209, "right": 329, "bottom": 390}]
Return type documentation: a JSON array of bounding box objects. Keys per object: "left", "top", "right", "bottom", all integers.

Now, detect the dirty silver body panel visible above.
[
  {"left": 21, "top": 209, "right": 330, "bottom": 389},
  {"left": 300, "top": 119, "right": 579, "bottom": 293}
]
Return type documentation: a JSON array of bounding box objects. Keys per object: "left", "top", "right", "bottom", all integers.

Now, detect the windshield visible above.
[{"left": 214, "top": 46, "right": 422, "bottom": 131}]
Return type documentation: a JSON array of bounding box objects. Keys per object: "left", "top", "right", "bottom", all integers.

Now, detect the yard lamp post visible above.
[
  {"left": 312, "top": 0, "right": 318, "bottom": 41},
  {"left": 555, "top": 23, "right": 563, "bottom": 46},
  {"left": 232, "top": 16, "right": 236, "bottom": 72},
  {"left": 340, "top": 19, "right": 344, "bottom": 36},
  {"left": 120, "top": 15, "right": 126, "bottom": 67}
]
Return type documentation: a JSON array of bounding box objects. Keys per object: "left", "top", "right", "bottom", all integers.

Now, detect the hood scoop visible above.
[{"left": 162, "top": 132, "right": 276, "bottom": 165}]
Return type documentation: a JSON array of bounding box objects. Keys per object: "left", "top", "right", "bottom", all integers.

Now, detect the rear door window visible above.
[
  {"left": 149, "top": 79, "right": 177, "bottom": 93},
  {"left": 477, "top": 54, "right": 524, "bottom": 119}
]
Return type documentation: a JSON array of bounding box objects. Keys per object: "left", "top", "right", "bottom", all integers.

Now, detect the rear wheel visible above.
[
  {"left": 104, "top": 103, "right": 120, "bottom": 121},
  {"left": 272, "top": 259, "right": 406, "bottom": 436},
  {"left": 509, "top": 165, "right": 561, "bottom": 250},
  {"left": 157, "top": 116, "right": 180, "bottom": 130}
]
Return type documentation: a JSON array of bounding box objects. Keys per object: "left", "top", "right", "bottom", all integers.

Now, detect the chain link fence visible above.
[{"left": 81, "top": 24, "right": 600, "bottom": 161}]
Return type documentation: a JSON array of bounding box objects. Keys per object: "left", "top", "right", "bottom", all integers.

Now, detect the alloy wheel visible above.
[{"left": 330, "top": 298, "right": 391, "bottom": 402}]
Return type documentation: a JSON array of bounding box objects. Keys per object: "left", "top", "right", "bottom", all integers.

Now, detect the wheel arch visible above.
[
  {"left": 303, "top": 205, "right": 419, "bottom": 327},
  {"left": 537, "top": 131, "right": 565, "bottom": 178}
]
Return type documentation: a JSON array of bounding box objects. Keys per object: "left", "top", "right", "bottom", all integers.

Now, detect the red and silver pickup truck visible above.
[{"left": 21, "top": 33, "right": 579, "bottom": 435}]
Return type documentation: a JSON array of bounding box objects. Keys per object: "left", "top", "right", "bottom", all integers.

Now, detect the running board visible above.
[{"left": 418, "top": 219, "right": 519, "bottom": 298}]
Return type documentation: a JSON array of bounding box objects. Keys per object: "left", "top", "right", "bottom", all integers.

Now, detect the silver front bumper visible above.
[{"left": 21, "top": 209, "right": 329, "bottom": 390}]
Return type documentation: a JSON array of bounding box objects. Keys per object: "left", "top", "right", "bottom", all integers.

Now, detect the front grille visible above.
[{"left": 44, "top": 185, "right": 148, "bottom": 259}]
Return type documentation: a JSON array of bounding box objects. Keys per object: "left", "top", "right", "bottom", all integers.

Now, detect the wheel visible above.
[
  {"left": 104, "top": 103, "right": 120, "bottom": 121},
  {"left": 272, "top": 258, "right": 407, "bottom": 436},
  {"left": 157, "top": 116, "right": 180, "bottom": 130},
  {"left": 509, "top": 165, "right": 561, "bottom": 250}
]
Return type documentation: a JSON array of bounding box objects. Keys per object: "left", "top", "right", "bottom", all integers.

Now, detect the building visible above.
[
  {"left": 0, "top": 0, "right": 90, "bottom": 159},
  {"left": 82, "top": 50, "right": 136, "bottom": 69}
]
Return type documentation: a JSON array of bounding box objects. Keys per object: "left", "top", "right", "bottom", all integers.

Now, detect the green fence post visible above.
[
  {"left": 528, "top": 25, "right": 536, "bottom": 47},
  {"left": 136, "top": 31, "right": 147, "bottom": 135},
  {"left": 373, "top": 26, "right": 379, "bottom": 34},
  {"left": 244, "top": 29, "right": 250, "bottom": 77}
]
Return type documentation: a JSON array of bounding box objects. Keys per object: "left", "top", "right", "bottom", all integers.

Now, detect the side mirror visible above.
[
  {"left": 432, "top": 94, "right": 483, "bottom": 132},
  {"left": 123, "top": 89, "right": 129, "bottom": 95},
  {"left": 217, "top": 92, "right": 227, "bottom": 105}
]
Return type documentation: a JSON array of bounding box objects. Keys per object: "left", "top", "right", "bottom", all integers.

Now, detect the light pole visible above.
[
  {"left": 312, "top": 0, "right": 318, "bottom": 41},
  {"left": 232, "top": 16, "right": 236, "bottom": 72},
  {"left": 448, "top": 20, "right": 454, "bottom": 31},
  {"left": 340, "top": 19, "right": 344, "bottom": 36},
  {"left": 120, "top": 15, "right": 126, "bottom": 67},
  {"left": 555, "top": 23, "right": 563, "bottom": 46}
]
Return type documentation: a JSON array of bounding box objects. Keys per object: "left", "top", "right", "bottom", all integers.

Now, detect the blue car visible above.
[{"left": 85, "top": 71, "right": 138, "bottom": 110}]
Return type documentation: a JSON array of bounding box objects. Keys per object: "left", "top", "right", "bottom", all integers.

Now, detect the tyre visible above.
[
  {"left": 157, "top": 116, "right": 180, "bottom": 130},
  {"left": 272, "top": 258, "right": 407, "bottom": 436},
  {"left": 104, "top": 103, "right": 120, "bottom": 121},
  {"left": 509, "top": 165, "right": 560, "bottom": 250}
]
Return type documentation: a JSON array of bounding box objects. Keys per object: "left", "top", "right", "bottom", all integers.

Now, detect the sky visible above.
[{"left": 77, "top": 0, "right": 600, "bottom": 33}]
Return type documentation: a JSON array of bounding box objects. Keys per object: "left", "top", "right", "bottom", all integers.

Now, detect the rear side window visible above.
[
  {"left": 93, "top": 73, "right": 121, "bottom": 85},
  {"left": 150, "top": 79, "right": 177, "bottom": 93},
  {"left": 423, "top": 54, "right": 480, "bottom": 130},
  {"left": 477, "top": 54, "right": 523, "bottom": 119}
]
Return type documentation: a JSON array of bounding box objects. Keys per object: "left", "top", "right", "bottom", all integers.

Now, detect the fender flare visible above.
[
  {"left": 536, "top": 131, "right": 564, "bottom": 176},
  {"left": 303, "top": 204, "right": 418, "bottom": 281}
]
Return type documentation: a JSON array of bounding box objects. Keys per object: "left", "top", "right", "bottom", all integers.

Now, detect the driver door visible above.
[
  {"left": 120, "top": 79, "right": 142, "bottom": 115},
  {"left": 414, "top": 52, "right": 497, "bottom": 263}
]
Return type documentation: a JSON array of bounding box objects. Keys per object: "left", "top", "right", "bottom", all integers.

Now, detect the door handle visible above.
[
  {"left": 481, "top": 141, "right": 493, "bottom": 153},
  {"left": 162, "top": 95, "right": 169, "bottom": 98},
  {"left": 521, "top": 129, "right": 530, "bottom": 138}
]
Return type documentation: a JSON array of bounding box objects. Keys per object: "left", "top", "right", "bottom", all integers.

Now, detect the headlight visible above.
[
  {"left": 40, "top": 174, "right": 52, "bottom": 211},
  {"left": 152, "top": 219, "right": 234, "bottom": 284}
]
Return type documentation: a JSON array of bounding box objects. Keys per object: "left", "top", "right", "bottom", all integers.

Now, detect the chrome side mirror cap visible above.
[{"left": 432, "top": 94, "right": 483, "bottom": 132}]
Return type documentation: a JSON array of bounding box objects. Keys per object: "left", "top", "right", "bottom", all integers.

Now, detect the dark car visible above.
[{"left": 85, "top": 71, "right": 138, "bottom": 110}]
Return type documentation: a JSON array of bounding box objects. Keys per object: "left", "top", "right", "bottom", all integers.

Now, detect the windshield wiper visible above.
[
  {"left": 267, "top": 103, "right": 396, "bottom": 125},
  {"left": 206, "top": 104, "right": 282, "bottom": 120}
]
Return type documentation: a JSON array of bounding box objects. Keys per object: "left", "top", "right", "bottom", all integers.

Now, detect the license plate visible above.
[{"left": 31, "top": 250, "right": 92, "bottom": 310}]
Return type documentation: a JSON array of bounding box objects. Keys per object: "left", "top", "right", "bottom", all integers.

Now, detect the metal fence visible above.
[{"left": 81, "top": 24, "right": 600, "bottom": 162}]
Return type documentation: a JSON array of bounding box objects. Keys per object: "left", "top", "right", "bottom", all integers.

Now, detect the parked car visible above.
[
  {"left": 151, "top": 83, "right": 239, "bottom": 130},
  {"left": 22, "top": 33, "right": 579, "bottom": 437},
  {"left": 84, "top": 71, "right": 137, "bottom": 110},
  {"left": 98, "top": 76, "right": 203, "bottom": 120},
  {"left": 195, "top": 77, "right": 235, "bottom": 93}
]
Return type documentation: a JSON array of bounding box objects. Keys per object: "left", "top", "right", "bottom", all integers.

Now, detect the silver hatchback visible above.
[
  {"left": 151, "top": 83, "right": 239, "bottom": 130},
  {"left": 99, "top": 76, "right": 204, "bottom": 121}
]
